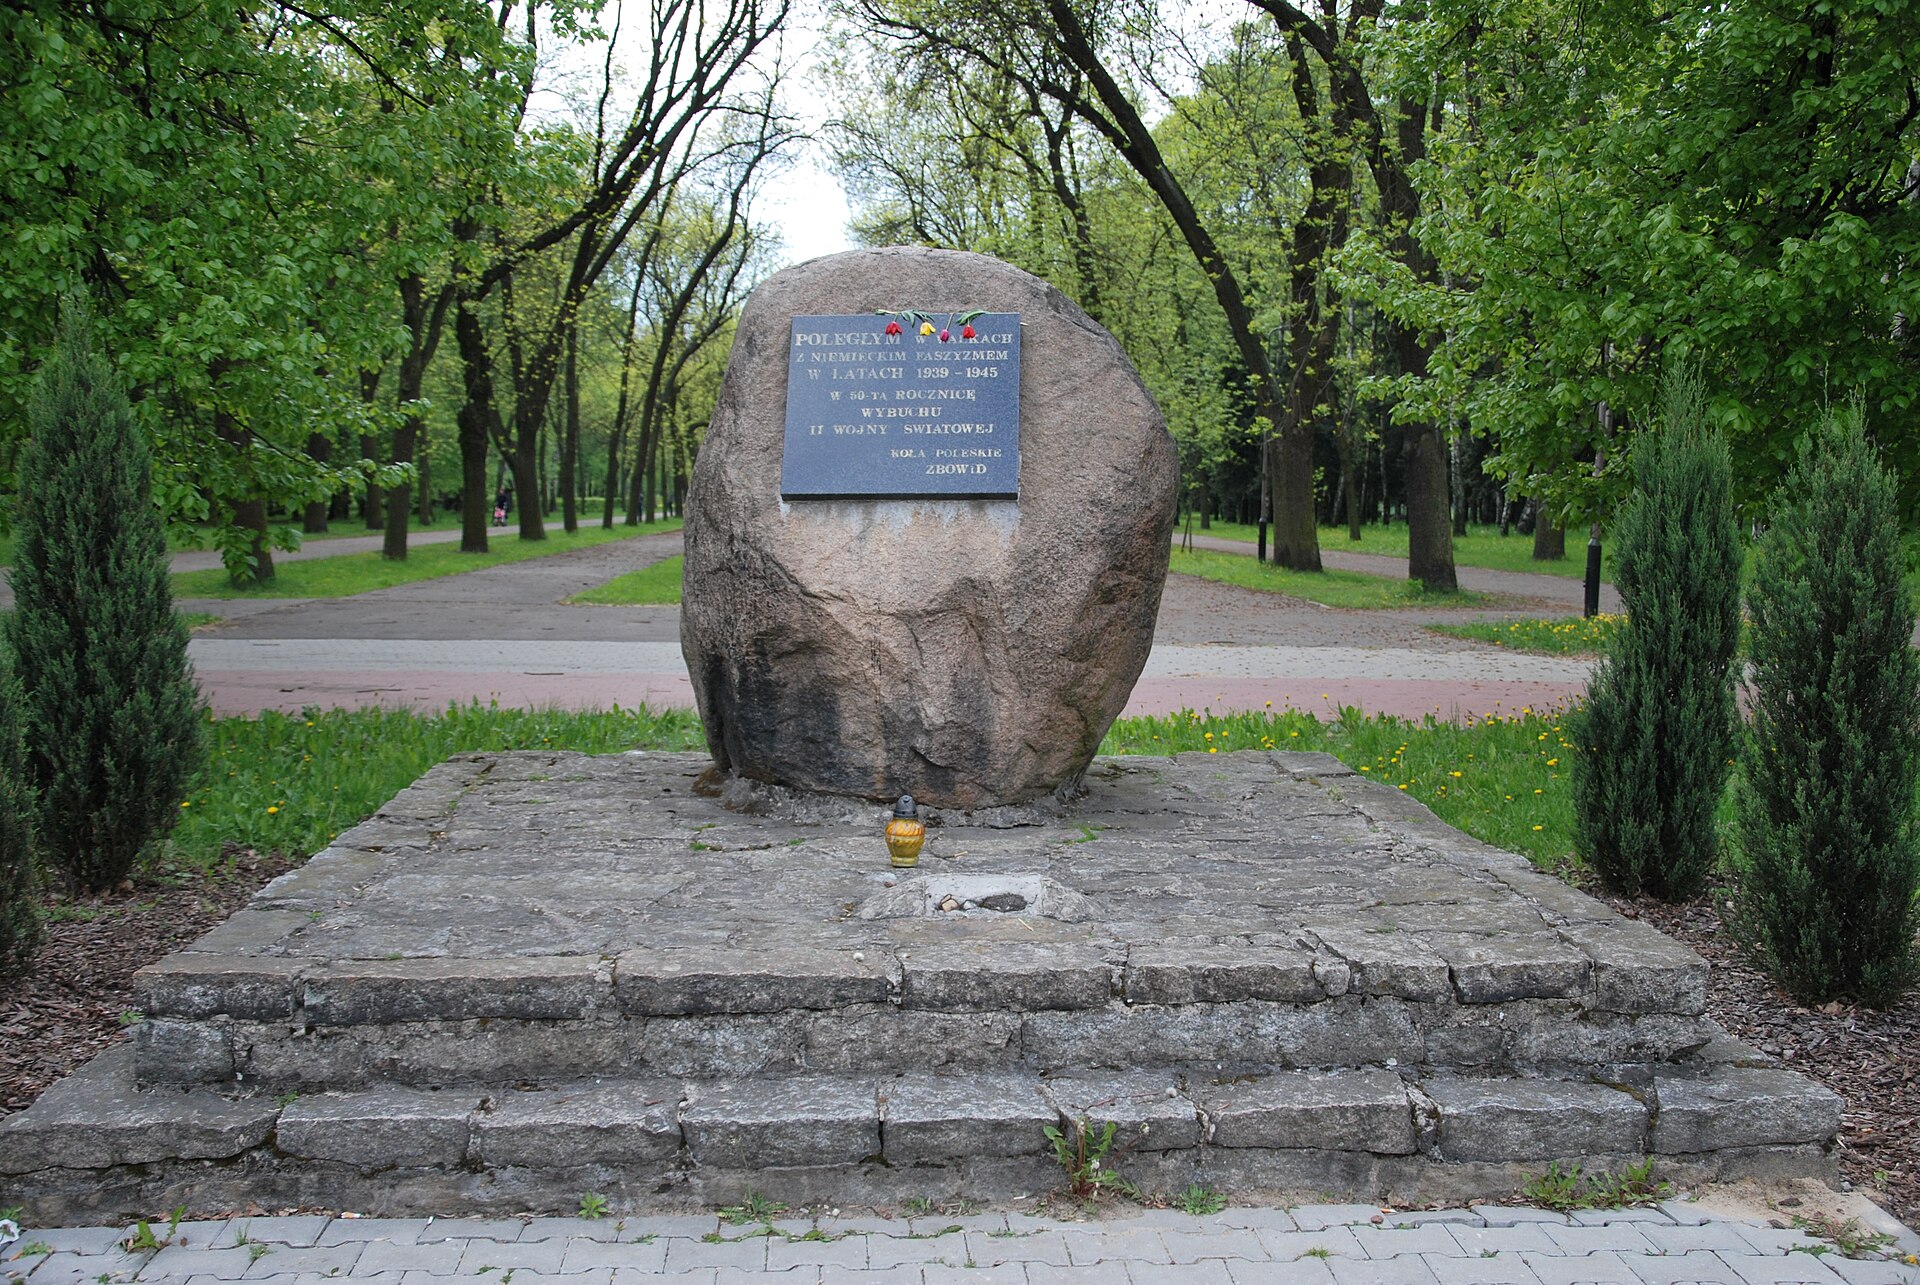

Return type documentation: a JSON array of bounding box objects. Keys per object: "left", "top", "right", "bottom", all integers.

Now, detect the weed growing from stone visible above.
[
  {"left": 576, "top": 1192, "right": 608, "bottom": 1220},
  {"left": 718, "top": 1193, "right": 786, "bottom": 1226},
  {"left": 1043, "top": 1117, "right": 1139, "bottom": 1203},
  {"left": 1790, "top": 1212, "right": 1896, "bottom": 1259},
  {"left": 1177, "top": 1184, "right": 1227, "bottom": 1215},
  {"left": 120, "top": 1207, "right": 184, "bottom": 1254},
  {"left": 1518, "top": 1158, "right": 1667, "bottom": 1211}
]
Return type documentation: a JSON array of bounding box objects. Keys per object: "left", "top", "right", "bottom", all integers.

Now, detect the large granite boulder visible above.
[{"left": 680, "top": 246, "right": 1177, "bottom": 808}]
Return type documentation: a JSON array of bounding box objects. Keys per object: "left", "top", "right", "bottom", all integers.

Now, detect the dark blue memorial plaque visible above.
[{"left": 780, "top": 311, "right": 1021, "bottom": 499}]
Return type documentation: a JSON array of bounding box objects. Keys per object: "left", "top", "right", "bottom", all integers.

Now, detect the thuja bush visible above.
[
  {"left": 1734, "top": 411, "right": 1920, "bottom": 1007},
  {"left": 0, "top": 657, "right": 41, "bottom": 975},
  {"left": 1571, "top": 365, "right": 1740, "bottom": 898},
  {"left": 3, "top": 306, "right": 204, "bottom": 892}
]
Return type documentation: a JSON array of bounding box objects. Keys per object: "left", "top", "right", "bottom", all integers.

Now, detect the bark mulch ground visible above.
[
  {"left": 0, "top": 851, "right": 293, "bottom": 1116},
  {"left": 0, "top": 857, "right": 1913, "bottom": 1234},
  {"left": 1607, "top": 890, "right": 1920, "bottom": 1233}
]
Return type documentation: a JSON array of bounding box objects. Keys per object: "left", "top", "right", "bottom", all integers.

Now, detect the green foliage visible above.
[
  {"left": 1571, "top": 368, "right": 1741, "bottom": 898},
  {"left": 172, "top": 703, "right": 704, "bottom": 870},
  {"left": 1411, "top": 0, "right": 1920, "bottom": 519},
  {"left": 569, "top": 553, "right": 685, "bottom": 605},
  {"left": 1733, "top": 411, "right": 1920, "bottom": 1007},
  {"left": 0, "top": 656, "right": 41, "bottom": 975},
  {"left": 4, "top": 311, "right": 204, "bottom": 891},
  {"left": 577, "top": 1192, "right": 609, "bottom": 1220}
]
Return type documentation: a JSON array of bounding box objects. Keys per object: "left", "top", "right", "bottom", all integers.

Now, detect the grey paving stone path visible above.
[{"left": 5, "top": 1202, "right": 1919, "bottom": 1285}]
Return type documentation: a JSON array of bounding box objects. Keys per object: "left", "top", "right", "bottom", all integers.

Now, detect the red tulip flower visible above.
[
  {"left": 939, "top": 329, "right": 951, "bottom": 342},
  {"left": 884, "top": 320, "right": 902, "bottom": 336},
  {"left": 961, "top": 324, "right": 976, "bottom": 339}
]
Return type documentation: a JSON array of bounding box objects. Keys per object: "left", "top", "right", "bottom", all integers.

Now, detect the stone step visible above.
[
  {"left": 129, "top": 928, "right": 1715, "bottom": 1090},
  {"left": 2, "top": 1047, "right": 1842, "bottom": 1224}
]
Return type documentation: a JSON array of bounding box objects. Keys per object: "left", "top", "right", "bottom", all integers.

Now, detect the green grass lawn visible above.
[
  {"left": 570, "top": 554, "right": 684, "bottom": 605},
  {"left": 1428, "top": 615, "right": 1624, "bottom": 656},
  {"left": 1179, "top": 520, "right": 1611, "bottom": 583},
  {"left": 1168, "top": 547, "right": 1488, "bottom": 608},
  {"left": 165, "top": 702, "right": 706, "bottom": 870},
  {"left": 171, "top": 520, "right": 681, "bottom": 599},
  {"left": 131, "top": 699, "right": 1582, "bottom": 878},
  {"left": 1101, "top": 704, "right": 1581, "bottom": 871}
]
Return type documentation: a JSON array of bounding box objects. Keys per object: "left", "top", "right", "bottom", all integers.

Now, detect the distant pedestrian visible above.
[{"left": 494, "top": 484, "right": 513, "bottom": 526}]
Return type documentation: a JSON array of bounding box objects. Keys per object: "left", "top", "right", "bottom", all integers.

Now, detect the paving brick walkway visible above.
[{"left": 6, "top": 1204, "right": 1919, "bottom": 1285}]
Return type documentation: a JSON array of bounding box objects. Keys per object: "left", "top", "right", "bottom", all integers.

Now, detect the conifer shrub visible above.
[
  {"left": 3, "top": 306, "right": 205, "bottom": 892},
  {"left": 1733, "top": 410, "right": 1920, "bottom": 1007},
  {"left": 1570, "top": 365, "right": 1740, "bottom": 899},
  {"left": 0, "top": 657, "right": 41, "bottom": 975}
]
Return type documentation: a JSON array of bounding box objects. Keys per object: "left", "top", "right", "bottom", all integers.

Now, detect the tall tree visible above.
[{"left": 4, "top": 308, "right": 203, "bottom": 892}]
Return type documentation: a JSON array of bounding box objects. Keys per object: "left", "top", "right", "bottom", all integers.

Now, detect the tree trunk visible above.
[
  {"left": 416, "top": 447, "right": 433, "bottom": 527},
  {"left": 216, "top": 409, "right": 274, "bottom": 585},
  {"left": 562, "top": 323, "right": 579, "bottom": 534},
  {"left": 383, "top": 413, "right": 420, "bottom": 560},
  {"left": 1534, "top": 518, "right": 1566, "bottom": 560},
  {"left": 382, "top": 277, "right": 436, "bottom": 562},
  {"left": 1450, "top": 431, "right": 1469, "bottom": 536},
  {"left": 454, "top": 299, "right": 495, "bottom": 554},
  {"left": 303, "top": 432, "right": 331, "bottom": 533}
]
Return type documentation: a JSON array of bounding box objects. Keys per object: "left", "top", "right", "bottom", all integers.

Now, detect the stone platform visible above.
[{"left": 0, "top": 751, "right": 1841, "bottom": 1221}]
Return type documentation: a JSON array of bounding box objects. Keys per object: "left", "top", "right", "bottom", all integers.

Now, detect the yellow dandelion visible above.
[
  {"left": 1531, "top": 825, "right": 1544, "bottom": 832},
  {"left": 267, "top": 805, "right": 280, "bottom": 815},
  {"left": 1449, "top": 771, "right": 1462, "bottom": 779}
]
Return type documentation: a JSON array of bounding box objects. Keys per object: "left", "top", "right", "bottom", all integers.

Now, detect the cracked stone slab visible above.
[
  {"left": 0, "top": 1048, "right": 276, "bottom": 1173},
  {"left": 1425, "top": 932, "right": 1593, "bottom": 1003},
  {"left": 1556, "top": 920, "right": 1708, "bottom": 1015},
  {"left": 473, "top": 1081, "right": 682, "bottom": 1167},
  {"left": 1124, "top": 941, "right": 1325, "bottom": 1004},
  {"left": 133, "top": 954, "right": 314, "bottom": 1021},
  {"left": 1040, "top": 1069, "right": 1202, "bottom": 1151},
  {"left": 899, "top": 941, "right": 1112, "bottom": 1011},
  {"left": 1422, "top": 1077, "right": 1647, "bottom": 1161},
  {"left": 1195, "top": 1069, "right": 1415, "bottom": 1154},
  {"left": 881, "top": 1072, "right": 1052, "bottom": 1162},
  {"left": 302, "top": 956, "right": 609, "bottom": 1024},
  {"left": 615, "top": 945, "right": 895, "bottom": 1014},
  {"left": 680, "top": 1075, "right": 879, "bottom": 1167},
  {"left": 133, "top": 1018, "right": 234, "bottom": 1084},
  {"left": 1306, "top": 926, "right": 1452, "bottom": 1001},
  {"left": 275, "top": 1086, "right": 478, "bottom": 1167},
  {"left": 1652, "top": 1068, "right": 1843, "bottom": 1154}
]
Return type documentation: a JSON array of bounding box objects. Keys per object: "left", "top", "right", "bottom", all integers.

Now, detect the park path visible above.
[{"left": 172, "top": 527, "right": 1600, "bottom": 722}]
